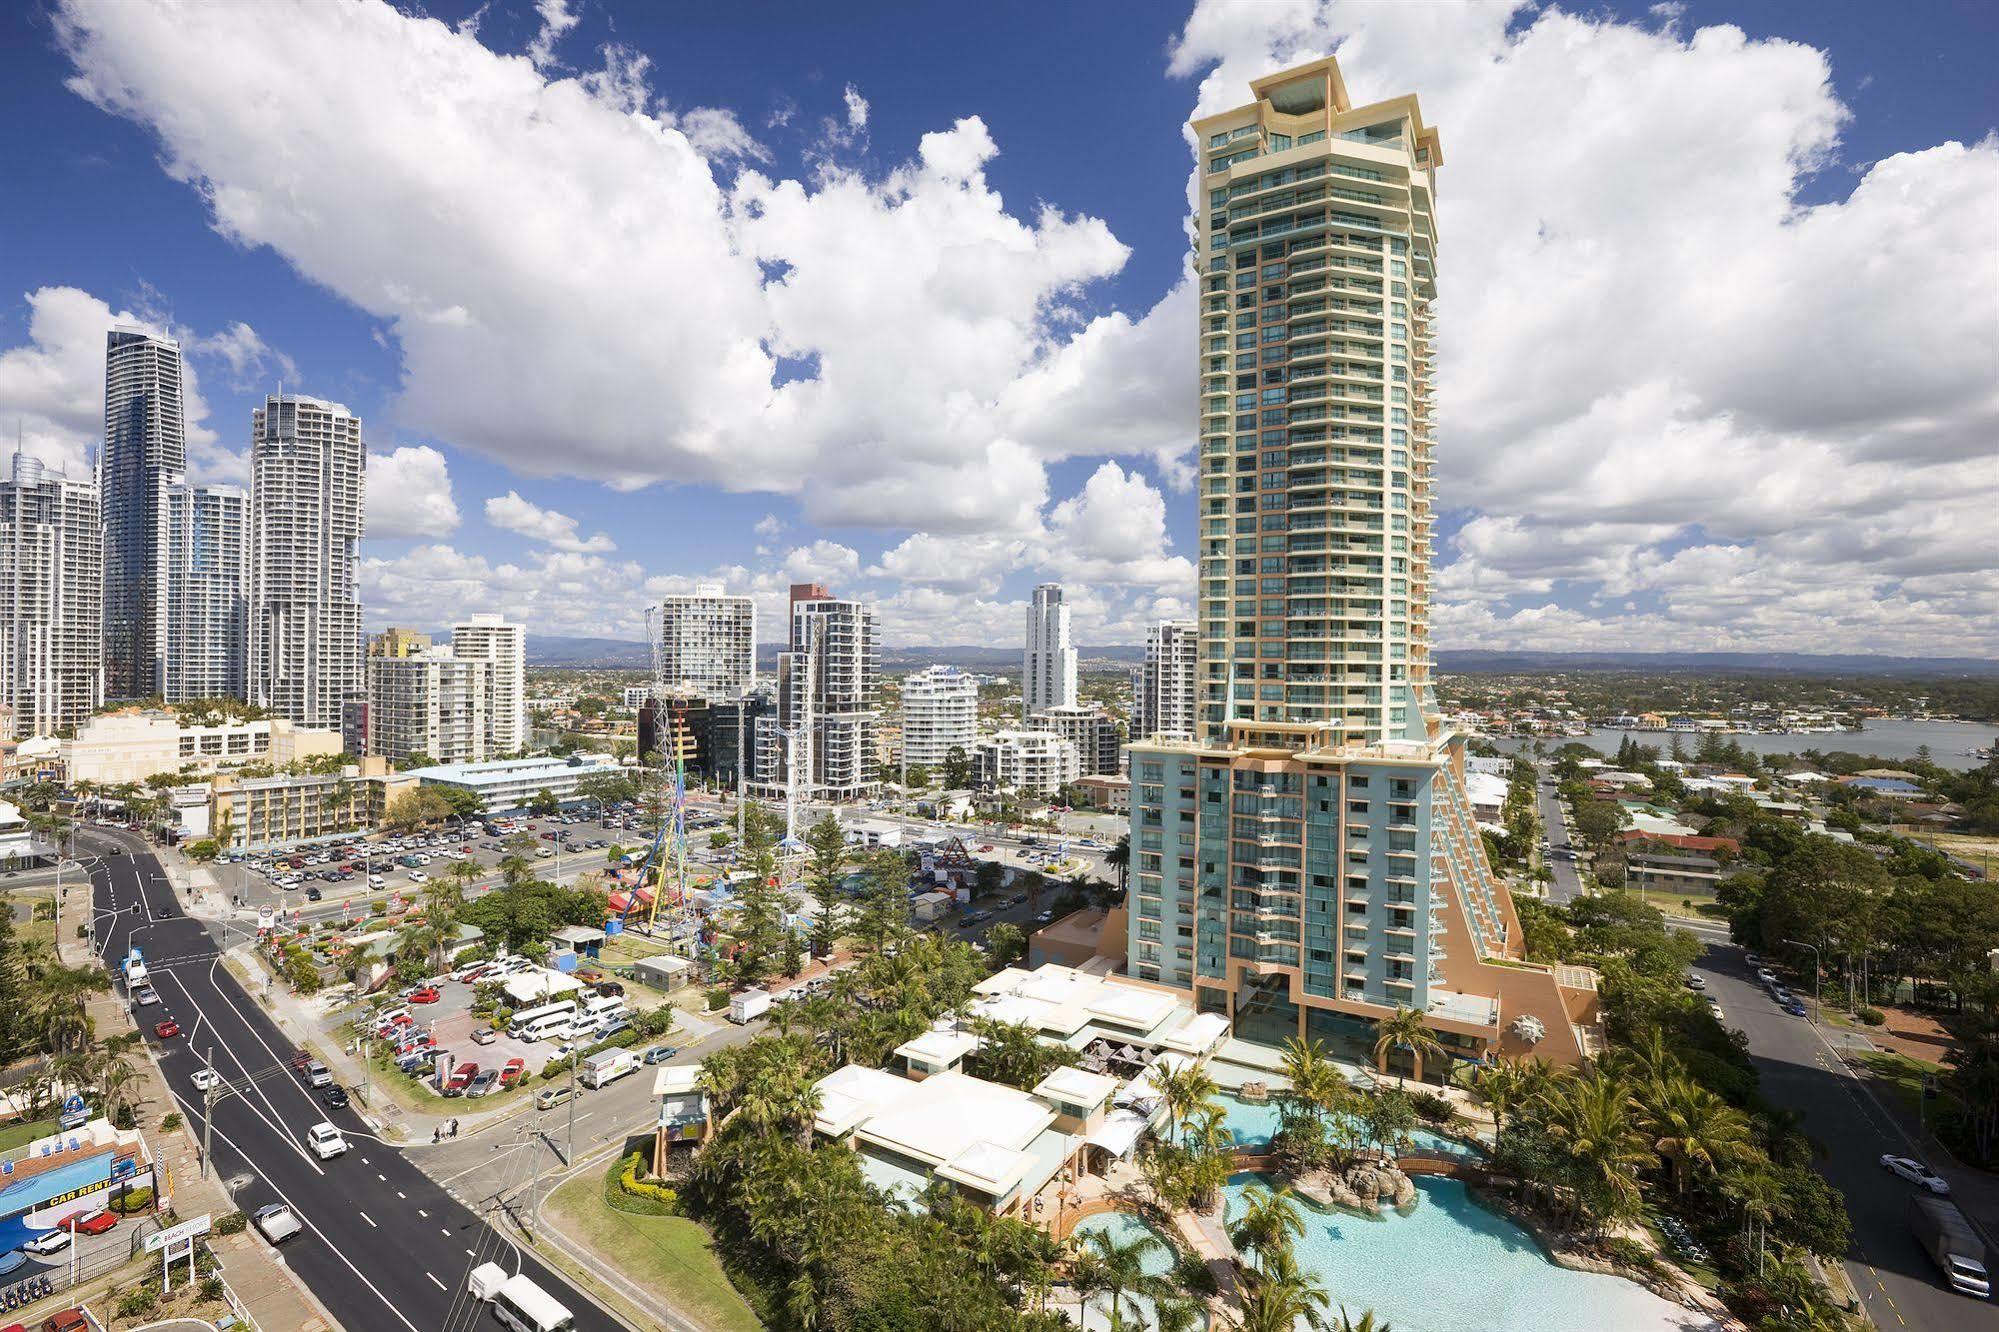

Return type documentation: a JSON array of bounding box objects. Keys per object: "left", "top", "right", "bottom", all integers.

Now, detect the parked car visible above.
[
  {"left": 497, "top": 1057, "right": 527, "bottom": 1088},
  {"left": 305, "top": 1060, "right": 333, "bottom": 1088},
  {"left": 641, "top": 1045, "right": 678, "bottom": 1065},
  {"left": 1684, "top": 974, "right": 1706, "bottom": 990},
  {"left": 1034, "top": 910, "right": 1054, "bottom": 926},
  {"left": 1783, "top": 1000, "right": 1808, "bottom": 1017},
  {"left": 322, "top": 1084, "right": 350, "bottom": 1109},
  {"left": 444, "top": 1064, "right": 479, "bottom": 1096},
  {"left": 535, "top": 1084, "right": 575, "bottom": 1111},
  {"left": 253, "top": 1204, "right": 303, "bottom": 1244},
  {"left": 153, "top": 1020, "right": 181, "bottom": 1039},
  {"left": 70, "top": 1209, "right": 117, "bottom": 1236},
  {"left": 466, "top": 1069, "right": 501, "bottom": 1098},
  {"left": 407, "top": 986, "right": 441, "bottom": 1004},
  {"left": 305, "top": 886, "right": 323, "bottom": 901},
  {"left": 1883, "top": 1155, "right": 1951, "bottom": 1195},
  {"left": 23, "top": 1229, "right": 72, "bottom": 1256},
  {"left": 470, "top": 1026, "right": 498, "bottom": 1045}
]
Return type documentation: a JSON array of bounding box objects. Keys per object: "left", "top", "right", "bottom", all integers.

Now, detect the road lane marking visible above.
[
  {"left": 359, "top": 1211, "right": 377, "bottom": 1227},
  {"left": 426, "top": 1272, "right": 445, "bottom": 1291},
  {"left": 418, "top": 1209, "right": 428, "bottom": 1218}
]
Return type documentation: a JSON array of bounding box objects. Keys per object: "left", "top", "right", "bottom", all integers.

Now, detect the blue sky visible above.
[{"left": 2, "top": 1, "right": 1994, "bottom": 653}]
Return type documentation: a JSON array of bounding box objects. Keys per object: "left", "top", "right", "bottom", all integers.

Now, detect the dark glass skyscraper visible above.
[{"left": 100, "top": 328, "right": 186, "bottom": 699}]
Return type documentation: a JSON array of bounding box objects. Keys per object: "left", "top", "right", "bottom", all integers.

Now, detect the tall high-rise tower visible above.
[
  {"left": 248, "top": 394, "right": 365, "bottom": 727},
  {"left": 0, "top": 453, "right": 103, "bottom": 736},
  {"left": 100, "top": 328, "right": 186, "bottom": 699},
  {"left": 753, "top": 588, "right": 879, "bottom": 802},
  {"left": 1023, "top": 582, "right": 1076, "bottom": 717},
  {"left": 162, "top": 484, "right": 249, "bottom": 702},
  {"left": 1127, "top": 57, "right": 1592, "bottom": 1074},
  {"left": 452, "top": 613, "right": 528, "bottom": 755},
  {"left": 1133, "top": 619, "right": 1198, "bottom": 744},
  {"left": 653, "top": 586, "right": 756, "bottom": 702}
]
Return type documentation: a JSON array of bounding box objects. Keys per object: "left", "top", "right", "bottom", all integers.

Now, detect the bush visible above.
[
  {"left": 161, "top": 1112, "right": 182, "bottom": 1132},
  {"left": 114, "top": 1103, "right": 136, "bottom": 1130},
  {"left": 541, "top": 1055, "right": 574, "bottom": 1082},
  {"left": 116, "top": 1287, "right": 160, "bottom": 1319},
  {"left": 1409, "top": 1090, "right": 1455, "bottom": 1124},
  {"left": 705, "top": 987, "right": 730, "bottom": 1012},
  {"left": 1603, "top": 1236, "right": 1659, "bottom": 1275},
  {"left": 214, "top": 1210, "right": 247, "bottom": 1235},
  {"left": 611, "top": 1150, "right": 679, "bottom": 1214},
  {"left": 1856, "top": 1006, "right": 1885, "bottom": 1026},
  {"left": 199, "top": 1274, "right": 226, "bottom": 1303},
  {"left": 113, "top": 1185, "right": 155, "bottom": 1213}
]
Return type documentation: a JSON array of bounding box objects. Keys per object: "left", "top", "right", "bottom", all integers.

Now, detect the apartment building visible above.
[
  {"left": 753, "top": 589, "right": 879, "bottom": 801},
  {"left": 1023, "top": 583, "right": 1077, "bottom": 717},
  {"left": 365, "top": 650, "right": 491, "bottom": 765},
  {"left": 1133, "top": 620, "right": 1198, "bottom": 744},
  {"left": 973, "top": 729, "right": 1079, "bottom": 799},
  {"left": 0, "top": 454, "right": 103, "bottom": 737},
  {"left": 161, "top": 483, "right": 249, "bottom": 702},
  {"left": 63, "top": 709, "right": 342, "bottom": 785},
  {"left": 248, "top": 394, "right": 366, "bottom": 728},
  {"left": 653, "top": 586, "right": 756, "bottom": 702},
  {"left": 1030, "top": 703, "right": 1124, "bottom": 777},
  {"left": 367, "top": 627, "right": 432, "bottom": 658},
  {"left": 100, "top": 328, "right": 185, "bottom": 701},
  {"left": 900, "top": 665, "right": 979, "bottom": 770},
  {"left": 1126, "top": 56, "right": 1594, "bottom": 1077},
  {"left": 205, "top": 756, "right": 413, "bottom": 852},
  {"left": 451, "top": 613, "right": 527, "bottom": 755}
]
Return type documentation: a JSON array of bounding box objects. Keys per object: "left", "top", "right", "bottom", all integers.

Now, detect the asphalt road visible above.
[
  {"left": 86, "top": 828, "right": 627, "bottom": 1332},
  {"left": 1536, "top": 778, "right": 1586, "bottom": 905},
  {"left": 1686, "top": 927, "right": 1999, "bottom": 1330}
]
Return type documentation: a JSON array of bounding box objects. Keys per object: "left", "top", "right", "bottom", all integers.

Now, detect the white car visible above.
[
  {"left": 254, "top": 1203, "right": 303, "bottom": 1243},
  {"left": 133, "top": 985, "right": 160, "bottom": 1007},
  {"left": 407, "top": 869, "right": 428, "bottom": 883},
  {"left": 191, "top": 1069, "right": 224, "bottom": 1092},
  {"left": 23, "top": 1228, "right": 72, "bottom": 1256},
  {"left": 1880, "top": 1155, "right": 1949, "bottom": 1194},
  {"left": 368, "top": 873, "right": 386, "bottom": 888},
  {"left": 306, "top": 1122, "right": 348, "bottom": 1160}
]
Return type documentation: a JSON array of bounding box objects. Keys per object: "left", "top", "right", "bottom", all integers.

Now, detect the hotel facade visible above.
[{"left": 1126, "top": 57, "right": 1595, "bottom": 1075}]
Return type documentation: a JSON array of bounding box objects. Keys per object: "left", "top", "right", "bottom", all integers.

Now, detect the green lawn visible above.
[
  {"left": 1858, "top": 1050, "right": 1950, "bottom": 1121},
  {"left": 545, "top": 1168, "right": 762, "bottom": 1332},
  {"left": 0, "top": 1116, "right": 58, "bottom": 1154}
]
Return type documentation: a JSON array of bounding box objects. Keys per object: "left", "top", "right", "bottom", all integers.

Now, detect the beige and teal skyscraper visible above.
[{"left": 1127, "top": 56, "right": 1595, "bottom": 1073}]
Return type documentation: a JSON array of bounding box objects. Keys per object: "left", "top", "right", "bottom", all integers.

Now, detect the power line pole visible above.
[
  {"left": 201, "top": 1060, "right": 215, "bottom": 1182},
  {"left": 566, "top": 1055, "right": 577, "bottom": 1165}
]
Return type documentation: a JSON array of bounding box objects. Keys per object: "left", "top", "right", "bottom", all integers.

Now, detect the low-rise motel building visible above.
[{"left": 0, "top": 1118, "right": 157, "bottom": 1252}]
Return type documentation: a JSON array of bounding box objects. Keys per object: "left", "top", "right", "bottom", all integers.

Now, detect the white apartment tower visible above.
[
  {"left": 0, "top": 453, "right": 103, "bottom": 737},
  {"left": 653, "top": 586, "right": 756, "bottom": 701},
  {"left": 452, "top": 613, "right": 528, "bottom": 755},
  {"left": 755, "top": 590, "right": 879, "bottom": 801},
  {"left": 365, "top": 649, "right": 490, "bottom": 766},
  {"left": 248, "top": 394, "right": 366, "bottom": 728},
  {"left": 899, "top": 665, "right": 978, "bottom": 771},
  {"left": 1133, "top": 619, "right": 1198, "bottom": 743},
  {"left": 973, "top": 730, "right": 1080, "bottom": 799},
  {"left": 161, "top": 484, "right": 249, "bottom": 702},
  {"left": 1023, "top": 582, "right": 1077, "bottom": 717},
  {"left": 100, "top": 328, "right": 185, "bottom": 700}
]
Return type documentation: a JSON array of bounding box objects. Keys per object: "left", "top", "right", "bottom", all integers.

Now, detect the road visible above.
[
  {"left": 1536, "top": 778, "right": 1586, "bottom": 905},
  {"left": 1684, "top": 923, "right": 1999, "bottom": 1330},
  {"left": 86, "top": 828, "right": 628, "bottom": 1332}
]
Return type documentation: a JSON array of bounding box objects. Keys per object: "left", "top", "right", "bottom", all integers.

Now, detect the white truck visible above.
[
  {"left": 729, "top": 988, "right": 771, "bottom": 1024},
  {"left": 1910, "top": 1194, "right": 1991, "bottom": 1299},
  {"left": 580, "top": 1047, "right": 640, "bottom": 1089}
]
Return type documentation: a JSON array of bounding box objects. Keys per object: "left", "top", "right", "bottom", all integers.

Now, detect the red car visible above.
[
  {"left": 407, "top": 987, "right": 441, "bottom": 1005},
  {"left": 444, "top": 1064, "right": 479, "bottom": 1095},
  {"left": 153, "top": 1020, "right": 181, "bottom": 1039},
  {"left": 70, "top": 1209, "right": 117, "bottom": 1236},
  {"left": 497, "top": 1057, "right": 526, "bottom": 1088}
]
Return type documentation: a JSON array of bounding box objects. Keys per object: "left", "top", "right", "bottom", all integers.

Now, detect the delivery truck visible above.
[
  {"left": 580, "top": 1047, "right": 640, "bottom": 1089},
  {"left": 1910, "top": 1194, "right": 1991, "bottom": 1299},
  {"left": 729, "top": 988, "right": 771, "bottom": 1024}
]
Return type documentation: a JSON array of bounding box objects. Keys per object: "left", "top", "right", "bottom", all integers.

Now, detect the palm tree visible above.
[
  {"left": 1336, "top": 1310, "right": 1393, "bottom": 1332},
  {"left": 1228, "top": 1181, "right": 1306, "bottom": 1271},
  {"left": 1155, "top": 1061, "right": 1221, "bottom": 1148},
  {"left": 94, "top": 1051, "right": 140, "bottom": 1128},
  {"left": 1640, "top": 1077, "right": 1750, "bottom": 1195},
  {"left": 1371, "top": 1007, "right": 1444, "bottom": 1085},
  {"left": 1279, "top": 1036, "right": 1349, "bottom": 1127},
  {"left": 1540, "top": 1068, "right": 1649, "bottom": 1226},
  {"left": 1234, "top": 1246, "right": 1331, "bottom": 1332},
  {"left": 1072, "top": 1223, "right": 1168, "bottom": 1332},
  {"left": 1104, "top": 835, "right": 1130, "bottom": 894},
  {"left": 1474, "top": 1057, "right": 1532, "bottom": 1144},
  {"left": 1723, "top": 1167, "right": 1785, "bottom": 1276}
]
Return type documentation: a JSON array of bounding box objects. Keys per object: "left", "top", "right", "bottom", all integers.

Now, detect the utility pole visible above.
[
  {"left": 566, "top": 1056, "right": 577, "bottom": 1164},
  {"left": 201, "top": 1059, "right": 215, "bottom": 1181}
]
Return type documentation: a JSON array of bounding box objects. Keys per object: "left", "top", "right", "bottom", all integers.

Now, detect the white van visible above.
[
  {"left": 508, "top": 1000, "right": 578, "bottom": 1043},
  {"left": 579, "top": 993, "right": 626, "bottom": 1025},
  {"left": 489, "top": 1272, "right": 575, "bottom": 1332}
]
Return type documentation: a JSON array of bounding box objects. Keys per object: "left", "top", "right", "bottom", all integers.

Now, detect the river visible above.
[{"left": 1488, "top": 718, "right": 1996, "bottom": 771}]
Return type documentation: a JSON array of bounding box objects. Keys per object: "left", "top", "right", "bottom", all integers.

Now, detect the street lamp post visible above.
[{"left": 1783, "top": 939, "right": 1822, "bottom": 1022}]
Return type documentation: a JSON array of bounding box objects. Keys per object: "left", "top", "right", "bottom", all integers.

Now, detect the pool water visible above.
[
  {"left": 1069, "top": 1211, "right": 1176, "bottom": 1331},
  {"left": 1219, "top": 1092, "right": 1483, "bottom": 1159},
  {"left": 1223, "top": 1173, "right": 1720, "bottom": 1332}
]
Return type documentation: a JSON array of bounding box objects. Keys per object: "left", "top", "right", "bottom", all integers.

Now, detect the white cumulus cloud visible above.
[{"left": 483, "top": 490, "right": 616, "bottom": 553}]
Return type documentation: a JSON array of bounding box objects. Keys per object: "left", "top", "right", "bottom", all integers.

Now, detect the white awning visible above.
[{"left": 1086, "top": 1108, "right": 1148, "bottom": 1159}]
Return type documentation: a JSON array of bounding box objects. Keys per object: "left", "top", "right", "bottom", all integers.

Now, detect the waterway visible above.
[{"left": 1489, "top": 718, "right": 1995, "bottom": 771}]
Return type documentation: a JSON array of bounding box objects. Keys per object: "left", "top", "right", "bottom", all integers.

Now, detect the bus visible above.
[
  {"left": 507, "top": 1000, "right": 577, "bottom": 1043},
  {"left": 491, "top": 1272, "right": 575, "bottom": 1332}
]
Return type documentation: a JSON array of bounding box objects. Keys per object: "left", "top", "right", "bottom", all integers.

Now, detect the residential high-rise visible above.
[
  {"left": 1127, "top": 57, "right": 1592, "bottom": 1074},
  {"left": 653, "top": 586, "right": 756, "bottom": 702},
  {"left": 899, "top": 665, "right": 978, "bottom": 771},
  {"left": 248, "top": 394, "right": 365, "bottom": 728},
  {"left": 100, "top": 328, "right": 187, "bottom": 699},
  {"left": 1030, "top": 703, "right": 1123, "bottom": 778},
  {"left": 753, "top": 589, "right": 879, "bottom": 802},
  {"left": 0, "top": 453, "right": 102, "bottom": 737},
  {"left": 367, "top": 627, "right": 432, "bottom": 658},
  {"left": 1023, "top": 583, "right": 1077, "bottom": 717},
  {"left": 1133, "top": 620, "right": 1198, "bottom": 744},
  {"left": 161, "top": 484, "right": 249, "bottom": 702},
  {"left": 973, "top": 730, "right": 1079, "bottom": 798},
  {"left": 364, "top": 649, "right": 490, "bottom": 766},
  {"left": 452, "top": 613, "right": 528, "bottom": 756}
]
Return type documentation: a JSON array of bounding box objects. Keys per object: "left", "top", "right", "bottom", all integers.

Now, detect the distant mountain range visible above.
[{"left": 526, "top": 636, "right": 1998, "bottom": 678}]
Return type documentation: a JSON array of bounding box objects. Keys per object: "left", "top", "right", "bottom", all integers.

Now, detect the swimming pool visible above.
[
  {"left": 1217, "top": 1092, "right": 1484, "bottom": 1160},
  {"left": 1222, "top": 1173, "right": 1720, "bottom": 1332},
  {"left": 1068, "top": 1211, "right": 1176, "bottom": 1332}
]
